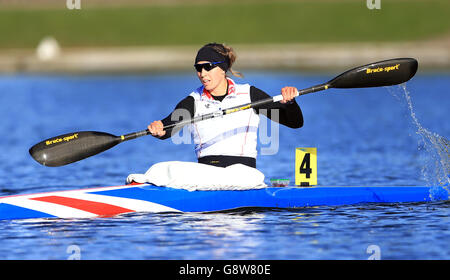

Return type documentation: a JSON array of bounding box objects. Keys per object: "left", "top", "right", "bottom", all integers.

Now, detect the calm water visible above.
[{"left": 0, "top": 72, "right": 448, "bottom": 259}]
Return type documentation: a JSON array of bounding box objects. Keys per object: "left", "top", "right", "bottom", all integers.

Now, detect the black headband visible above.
[{"left": 195, "top": 45, "right": 230, "bottom": 72}]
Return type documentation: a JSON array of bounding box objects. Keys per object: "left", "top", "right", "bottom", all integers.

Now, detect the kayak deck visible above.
[{"left": 0, "top": 184, "right": 444, "bottom": 221}]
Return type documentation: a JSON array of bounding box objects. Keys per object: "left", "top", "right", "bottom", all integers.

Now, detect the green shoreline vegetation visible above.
[{"left": 0, "top": 0, "right": 449, "bottom": 49}]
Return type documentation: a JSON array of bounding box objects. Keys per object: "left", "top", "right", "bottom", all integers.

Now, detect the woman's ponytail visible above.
[{"left": 205, "top": 43, "right": 244, "bottom": 78}]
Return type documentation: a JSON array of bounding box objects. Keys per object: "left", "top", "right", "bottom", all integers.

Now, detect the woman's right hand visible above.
[{"left": 148, "top": 120, "right": 166, "bottom": 137}]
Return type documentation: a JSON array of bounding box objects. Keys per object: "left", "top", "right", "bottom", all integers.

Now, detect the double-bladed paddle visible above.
[{"left": 29, "top": 58, "right": 418, "bottom": 167}]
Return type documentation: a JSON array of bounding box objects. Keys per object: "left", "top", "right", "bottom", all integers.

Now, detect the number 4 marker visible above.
[{"left": 295, "top": 148, "right": 317, "bottom": 186}]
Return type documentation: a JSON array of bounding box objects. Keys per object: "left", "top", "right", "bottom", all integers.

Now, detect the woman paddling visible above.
[{"left": 148, "top": 43, "right": 304, "bottom": 168}]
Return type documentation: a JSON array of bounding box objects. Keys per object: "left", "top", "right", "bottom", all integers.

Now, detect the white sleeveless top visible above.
[{"left": 188, "top": 78, "right": 260, "bottom": 159}]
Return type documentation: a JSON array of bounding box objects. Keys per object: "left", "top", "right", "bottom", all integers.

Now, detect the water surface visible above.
[{"left": 0, "top": 72, "right": 448, "bottom": 259}]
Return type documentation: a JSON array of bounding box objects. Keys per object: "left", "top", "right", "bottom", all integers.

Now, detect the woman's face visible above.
[{"left": 196, "top": 61, "right": 226, "bottom": 93}]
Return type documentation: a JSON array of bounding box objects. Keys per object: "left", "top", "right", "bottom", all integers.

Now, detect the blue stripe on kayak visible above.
[
  {"left": 89, "top": 186, "right": 433, "bottom": 212},
  {"left": 0, "top": 203, "right": 55, "bottom": 220}
]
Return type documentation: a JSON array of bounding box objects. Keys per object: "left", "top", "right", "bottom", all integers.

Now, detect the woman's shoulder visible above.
[
  {"left": 228, "top": 77, "right": 250, "bottom": 87},
  {"left": 228, "top": 78, "right": 251, "bottom": 95},
  {"left": 188, "top": 86, "right": 204, "bottom": 99}
]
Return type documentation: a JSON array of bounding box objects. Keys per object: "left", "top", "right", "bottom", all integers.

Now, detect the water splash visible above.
[{"left": 387, "top": 84, "right": 449, "bottom": 200}]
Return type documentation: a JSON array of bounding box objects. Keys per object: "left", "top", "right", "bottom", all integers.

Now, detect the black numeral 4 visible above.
[{"left": 300, "top": 153, "right": 312, "bottom": 178}]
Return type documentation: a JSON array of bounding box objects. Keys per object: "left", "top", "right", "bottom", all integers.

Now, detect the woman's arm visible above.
[
  {"left": 148, "top": 96, "right": 195, "bottom": 139},
  {"left": 250, "top": 86, "right": 304, "bottom": 128}
]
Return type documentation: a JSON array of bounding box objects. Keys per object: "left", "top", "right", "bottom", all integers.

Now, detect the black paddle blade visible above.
[
  {"left": 29, "top": 131, "right": 121, "bottom": 167},
  {"left": 328, "top": 58, "right": 418, "bottom": 89}
]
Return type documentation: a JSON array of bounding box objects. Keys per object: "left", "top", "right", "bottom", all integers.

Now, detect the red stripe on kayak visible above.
[{"left": 31, "top": 196, "right": 134, "bottom": 217}]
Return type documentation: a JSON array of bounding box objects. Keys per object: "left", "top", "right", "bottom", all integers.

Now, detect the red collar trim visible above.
[{"left": 201, "top": 78, "right": 235, "bottom": 100}]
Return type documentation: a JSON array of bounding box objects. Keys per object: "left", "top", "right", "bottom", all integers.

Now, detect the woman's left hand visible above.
[{"left": 280, "top": 86, "right": 298, "bottom": 103}]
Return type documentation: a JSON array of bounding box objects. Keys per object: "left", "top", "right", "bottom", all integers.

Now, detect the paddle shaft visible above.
[
  {"left": 30, "top": 58, "right": 418, "bottom": 166},
  {"left": 120, "top": 83, "right": 329, "bottom": 142}
]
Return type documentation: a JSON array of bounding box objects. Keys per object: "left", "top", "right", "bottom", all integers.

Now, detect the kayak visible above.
[{"left": 0, "top": 184, "right": 444, "bottom": 221}]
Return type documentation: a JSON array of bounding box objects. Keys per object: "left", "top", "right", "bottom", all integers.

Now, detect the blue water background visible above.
[{"left": 0, "top": 72, "right": 448, "bottom": 259}]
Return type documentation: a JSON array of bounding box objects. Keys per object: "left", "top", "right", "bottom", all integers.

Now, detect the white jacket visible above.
[{"left": 189, "top": 78, "right": 260, "bottom": 159}]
